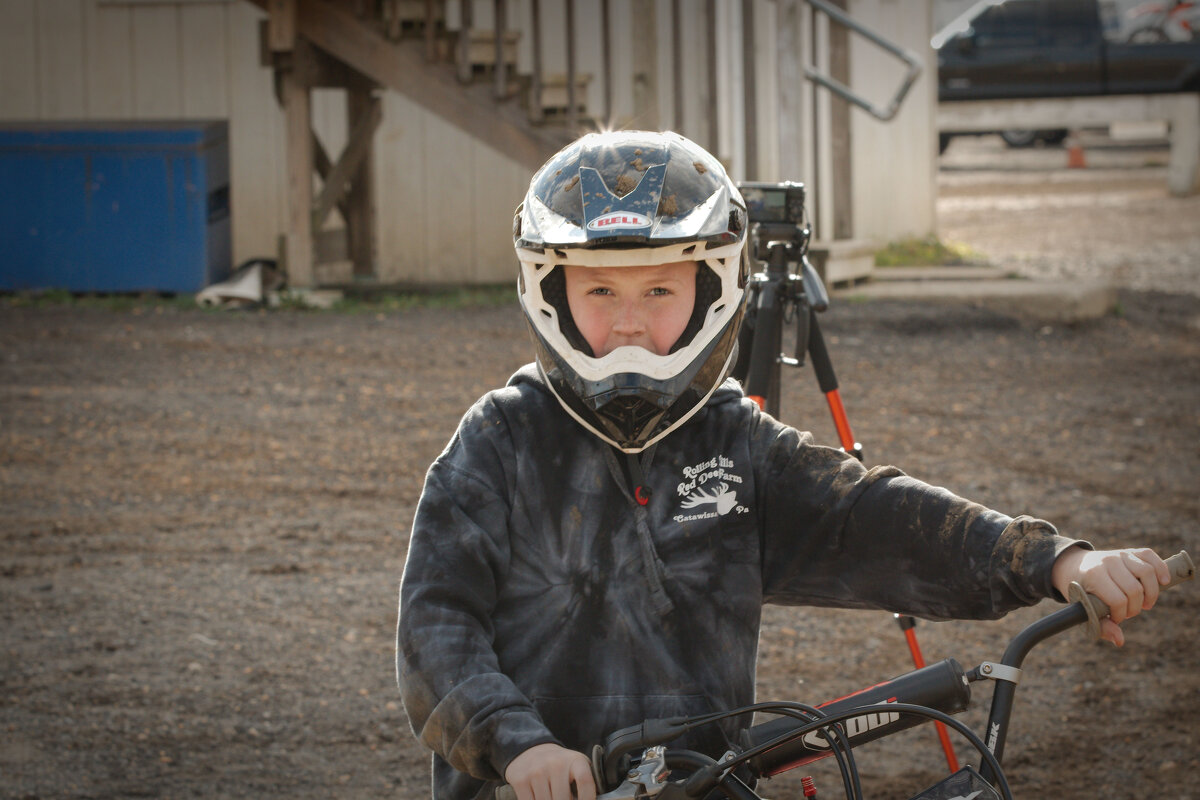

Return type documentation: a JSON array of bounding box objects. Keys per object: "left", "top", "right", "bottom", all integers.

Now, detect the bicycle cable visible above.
[
  {"left": 675, "top": 701, "right": 1011, "bottom": 800},
  {"left": 663, "top": 701, "right": 863, "bottom": 800}
]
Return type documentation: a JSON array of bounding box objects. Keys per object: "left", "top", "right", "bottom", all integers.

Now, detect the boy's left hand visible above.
[{"left": 1051, "top": 546, "right": 1171, "bottom": 646}]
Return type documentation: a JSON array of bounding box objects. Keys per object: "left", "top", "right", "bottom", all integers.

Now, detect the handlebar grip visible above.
[
  {"left": 495, "top": 786, "right": 516, "bottom": 800},
  {"left": 1067, "top": 550, "right": 1194, "bottom": 639}
]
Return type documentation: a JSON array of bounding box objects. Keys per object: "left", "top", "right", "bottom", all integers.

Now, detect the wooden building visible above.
[{"left": 0, "top": 0, "right": 938, "bottom": 289}]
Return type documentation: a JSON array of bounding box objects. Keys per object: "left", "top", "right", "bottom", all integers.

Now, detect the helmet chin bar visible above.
[{"left": 532, "top": 309, "right": 743, "bottom": 453}]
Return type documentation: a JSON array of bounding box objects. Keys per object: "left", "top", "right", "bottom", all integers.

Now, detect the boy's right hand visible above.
[{"left": 504, "top": 742, "right": 597, "bottom": 800}]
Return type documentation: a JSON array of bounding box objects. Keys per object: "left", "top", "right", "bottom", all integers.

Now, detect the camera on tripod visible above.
[{"left": 737, "top": 181, "right": 810, "bottom": 263}]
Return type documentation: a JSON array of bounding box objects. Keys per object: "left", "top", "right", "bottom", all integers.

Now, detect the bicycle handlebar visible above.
[
  {"left": 494, "top": 550, "right": 1192, "bottom": 800},
  {"left": 1069, "top": 549, "right": 1193, "bottom": 639}
]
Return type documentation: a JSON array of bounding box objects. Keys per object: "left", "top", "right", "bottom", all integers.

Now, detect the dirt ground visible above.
[{"left": 2, "top": 134, "right": 1198, "bottom": 800}]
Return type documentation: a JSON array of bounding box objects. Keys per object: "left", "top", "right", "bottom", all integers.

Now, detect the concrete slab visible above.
[
  {"left": 871, "top": 265, "right": 1010, "bottom": 281},
  {"left": 834, "top": 278, "right": 1118, "bottom": 323}
]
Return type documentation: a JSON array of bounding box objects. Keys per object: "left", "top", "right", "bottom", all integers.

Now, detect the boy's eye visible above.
[
  {"left": 587, "top": 287, "right": 612, "bottom": 296},
  {"left": 649, "top": 287, "right": 671, "bottom": 296}
]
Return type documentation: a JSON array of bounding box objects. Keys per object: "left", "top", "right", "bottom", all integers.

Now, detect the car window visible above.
[
  {"left": 971, "top": 0, "right": 1043, "bottom": 47},
  {"left": 1047, "top": 0, "right": 1099, "bottom": 47}
]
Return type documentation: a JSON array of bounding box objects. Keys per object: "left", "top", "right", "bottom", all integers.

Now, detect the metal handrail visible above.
[{"left": 803, "top": 0, "right": 924, "bottom": 121}]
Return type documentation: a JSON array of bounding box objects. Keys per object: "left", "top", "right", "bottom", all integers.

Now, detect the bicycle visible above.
[{"left": 497, "top": 550, "right": 1193, "bottom": 799}]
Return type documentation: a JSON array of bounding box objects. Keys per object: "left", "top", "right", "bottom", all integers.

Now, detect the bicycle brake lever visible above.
[{"left": 1068, "top": 550, "right": 1194, "bottom": 639}]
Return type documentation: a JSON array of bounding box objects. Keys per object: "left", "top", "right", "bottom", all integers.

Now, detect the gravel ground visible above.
[
  {"left": 938, "top": 131, "right": 1200, "bottom": 296},
  {"left": 1, "top": 133, "right": 1197, "bottom": 800}
]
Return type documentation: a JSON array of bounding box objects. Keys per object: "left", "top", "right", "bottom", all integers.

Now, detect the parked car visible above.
[{"left": 935, "top": 0, "right": 1200, "bottom": 152}]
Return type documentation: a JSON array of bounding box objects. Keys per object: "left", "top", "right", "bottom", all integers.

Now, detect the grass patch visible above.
[
  {"left": 333, "top": 284, "right": 518, "bottom": 313},
  {"left": 2, "top": 289, "right": 201, "bottom": 313},
  {"left": 874, "top": 235, "right": 987, "bottom": 268}
]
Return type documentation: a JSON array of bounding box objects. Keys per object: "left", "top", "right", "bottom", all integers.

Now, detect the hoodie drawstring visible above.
[{"left": 602, "top": 444, "right": 675, "bottom": 616}]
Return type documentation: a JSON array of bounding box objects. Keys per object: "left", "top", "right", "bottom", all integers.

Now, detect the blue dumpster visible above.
[{"left": 0, "top": 120, "right": 231, "bottom": 293}]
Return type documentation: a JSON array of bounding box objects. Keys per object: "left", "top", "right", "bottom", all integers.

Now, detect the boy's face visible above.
[{"left": 564, "top": 262, "right": 697, "bottom": 358}]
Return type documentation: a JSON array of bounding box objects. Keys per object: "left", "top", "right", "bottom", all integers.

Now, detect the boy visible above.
[{"left": 396, "top": 131, "right": 1169, "bottom": 800}]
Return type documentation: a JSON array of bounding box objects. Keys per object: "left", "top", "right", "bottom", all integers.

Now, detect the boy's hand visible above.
[
  {"left": 504, "top": 742, "right": 597, "bottom": 800},
  {"left": 1051, "top": 546, "right": 1171, "bottom": 646}
]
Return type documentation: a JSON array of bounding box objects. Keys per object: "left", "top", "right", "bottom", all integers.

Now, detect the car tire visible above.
[{"left": 999, "top": 130, "right": 1039, "bottom": 148}]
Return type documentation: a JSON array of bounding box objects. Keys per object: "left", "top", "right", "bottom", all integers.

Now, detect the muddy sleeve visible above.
[
  {"left": 396, "top": 421, "right": 558, "bottom": 782},
  {"left": 750, "top": 416, "right": 1086, "bottom": 619}
]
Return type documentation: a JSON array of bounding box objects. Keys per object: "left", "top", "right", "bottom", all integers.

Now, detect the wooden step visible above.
[
  {"left": 464, "top": 29, "right": 519, "bottom": 68},
  {"left": 536, "top": 72, "right": 592, "bottom": 116}
]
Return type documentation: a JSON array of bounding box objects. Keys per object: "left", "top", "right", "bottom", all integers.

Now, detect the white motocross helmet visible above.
[{"left": 513, "top": 130, "right": 749, "bottom": 453}]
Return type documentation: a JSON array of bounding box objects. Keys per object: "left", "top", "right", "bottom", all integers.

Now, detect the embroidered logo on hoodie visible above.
[{"left": 674, "top": 455, "right": 749, "bottom": 522}]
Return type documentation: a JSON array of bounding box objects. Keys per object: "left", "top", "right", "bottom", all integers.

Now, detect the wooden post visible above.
[
  {"left": 706, "top": 0, "right": 719, "bottom": 154},
  {"left": 671, "top": 0, "right": 683, "bottom": 132},
  {"left": 777, "top": 0, "right": 803, "bottom": 182},
  {"left": 601, "top": 0, "right": 612, "bottom": 123},
  {"left": 346, "top": 85, "right": 378, "bottom": 278},
  {"left": 283, "top": 41, "right": 314, "bottom": 288},
  {"left": 457, "top": 0, "right": 474, "bottom": 82},
  {"left": 631, "top": 0, "right": 658, "bottom": 130},
  {"left": 566, "top": 0, "right": 577, "bottom": 131},
  {"left": 828, "top": 0, "right": 852, "bottom": 239},
  {"left": 494, "top": 0, "right": 508, "bottom": 99},
  {"left": 425, "top": 0, "right": 437, "bottom": 61},
  {"left": 529, "top": 0, "right": 544, "bottom": 123},
  {"left": 741, "top": 0, "right": 757, "bottom": 179}
]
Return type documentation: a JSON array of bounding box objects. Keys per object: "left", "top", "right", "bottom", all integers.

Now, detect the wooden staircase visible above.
[{"left": 245, "top": 0, "right": 589, "bottom": 287}]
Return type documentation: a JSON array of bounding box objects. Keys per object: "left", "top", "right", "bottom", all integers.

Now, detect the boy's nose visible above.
[{"left": 611, "top": 302, "right": 646, "bottom": 336}]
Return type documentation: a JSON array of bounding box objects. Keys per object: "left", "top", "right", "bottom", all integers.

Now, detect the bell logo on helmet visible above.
[{"left": 586, "top": 211, "right": 653, "bottom": 231}]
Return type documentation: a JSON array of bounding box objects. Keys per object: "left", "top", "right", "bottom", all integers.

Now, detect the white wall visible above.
[{"left": 848, "top": 0, "right": 939, "bottom": 243}]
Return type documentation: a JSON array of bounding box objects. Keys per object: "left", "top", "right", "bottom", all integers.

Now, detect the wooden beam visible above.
[
  {"left": 312, "top": 95, "right": 381, "bottom": 230},
  {"left": 267, "top": 0, "right": 297, "bottom": 52},
  {"left": 309, "top": 130, "right": 350, "bottom": 225}
]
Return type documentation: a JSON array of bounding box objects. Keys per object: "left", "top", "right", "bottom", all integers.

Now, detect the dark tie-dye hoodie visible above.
[{"left": 396, "top": 364, "right": 1081, "bottom": 799}]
